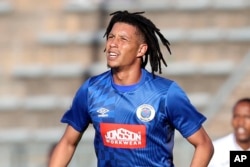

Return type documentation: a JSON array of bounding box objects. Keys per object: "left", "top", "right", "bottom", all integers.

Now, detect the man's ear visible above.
[{"left": 137, "top": 44, "right": 148, "bottom": 57}]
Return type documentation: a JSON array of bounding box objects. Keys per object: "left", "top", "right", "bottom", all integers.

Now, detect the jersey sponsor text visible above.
[{"left": 100, "top": 123, "right": 146, "bottom": 148}]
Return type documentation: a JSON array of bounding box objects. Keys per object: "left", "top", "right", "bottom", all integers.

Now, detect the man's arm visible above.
[
  {"left": 49, "top": 125, "right": 83, "bottom": 167},
  {"left": 187, "top": 126, "right": 214, "bottom": 167}
]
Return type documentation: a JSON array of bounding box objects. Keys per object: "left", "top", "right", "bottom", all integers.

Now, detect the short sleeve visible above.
[
  {"left": 61, "top": 79, "right": 91, "bottom": 132},
  {"left": 166, "top": 82, "right": 206, "bottom": 138}
]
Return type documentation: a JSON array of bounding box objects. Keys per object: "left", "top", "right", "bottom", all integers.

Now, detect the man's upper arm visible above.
[
  {"left": 61, "top": 125, "right": 83, "bottom": 146},
  {"left": 186, "top": 126, "right": 212, "bottom": 146}
]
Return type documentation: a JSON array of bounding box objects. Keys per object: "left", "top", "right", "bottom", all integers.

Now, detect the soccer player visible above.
[
  {"left": 49, "top": 11, "right": 214, "bottom": 167},
  {"left": 208, "top": 98, "right": 250, "bottom": 167}
]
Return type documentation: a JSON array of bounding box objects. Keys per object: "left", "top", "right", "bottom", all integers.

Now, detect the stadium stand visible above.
[{"left": 0, "top": 0, "right": 249, "bottom": 166}]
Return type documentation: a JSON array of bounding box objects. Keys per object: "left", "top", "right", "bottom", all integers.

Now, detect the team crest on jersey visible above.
[{"left": 136, "top": 104, "right": 155, "bottom": 122}]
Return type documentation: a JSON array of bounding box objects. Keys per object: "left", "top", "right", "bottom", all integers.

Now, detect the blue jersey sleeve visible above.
[
  {"left": 61, "top": 79, "right": 91, "bottom": 132},
  {"left": 166, "top": 82, "right": 206, "bottom": 138}
]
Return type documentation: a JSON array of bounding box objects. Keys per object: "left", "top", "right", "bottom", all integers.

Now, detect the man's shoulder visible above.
[
  {"left": 213, "top": 133, "right": 234, "bottom": 142},
  {"left": 213, "top": 133, "right": 234, "bottom": 148},
  {"left": 88, "top": 70, "right": 111, "bottom": 82},
  {"left": 143, "top": 69, "right": 174, "bottom": 84}
]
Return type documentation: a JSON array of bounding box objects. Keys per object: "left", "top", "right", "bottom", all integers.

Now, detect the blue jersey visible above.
[{"left": 61, "top": 69, "right": 206, "bottom": 167}]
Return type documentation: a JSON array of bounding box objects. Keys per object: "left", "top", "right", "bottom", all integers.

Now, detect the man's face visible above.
[
  {"left": 105, "top": 22, "right": 146, "bottom": 70},
  {"left": 232, "top": 102, "right": 250, "bottom": 143}
]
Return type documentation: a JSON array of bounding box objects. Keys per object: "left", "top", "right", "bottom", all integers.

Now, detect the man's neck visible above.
[
  {"left": 112, "top": 68, "right": 142, "bottom": 85},
  {"left": 238, "top": 142, "right": 250, "bottom": 150}
]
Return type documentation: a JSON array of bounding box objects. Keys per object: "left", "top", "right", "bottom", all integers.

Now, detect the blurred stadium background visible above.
[{"left": 0, "top": 0, "right": 249, "bottom": 166}]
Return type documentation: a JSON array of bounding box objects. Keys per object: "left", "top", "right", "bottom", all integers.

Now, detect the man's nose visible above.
[
  {"left": 110, "top": 42, "right": 117, "bottom": 47},
  {"left": 110, "top": 38, "right": 118, "bottom": 47},
  {"left": 238, "top": 117, "right": 245, "bottom": 126}
]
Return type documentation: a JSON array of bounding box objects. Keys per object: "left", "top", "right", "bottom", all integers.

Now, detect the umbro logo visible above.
[{"left": 97, "top": 108, "right": 109, "bottom": 117}]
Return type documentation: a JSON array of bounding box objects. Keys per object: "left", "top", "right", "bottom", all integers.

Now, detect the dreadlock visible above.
[{"left": 103, "top": 10, "right": 171, "bottom": 76}]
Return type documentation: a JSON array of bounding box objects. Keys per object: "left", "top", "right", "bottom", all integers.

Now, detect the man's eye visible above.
[{"left": 121, "top": 37, "right": 127, "bottom": 41}]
